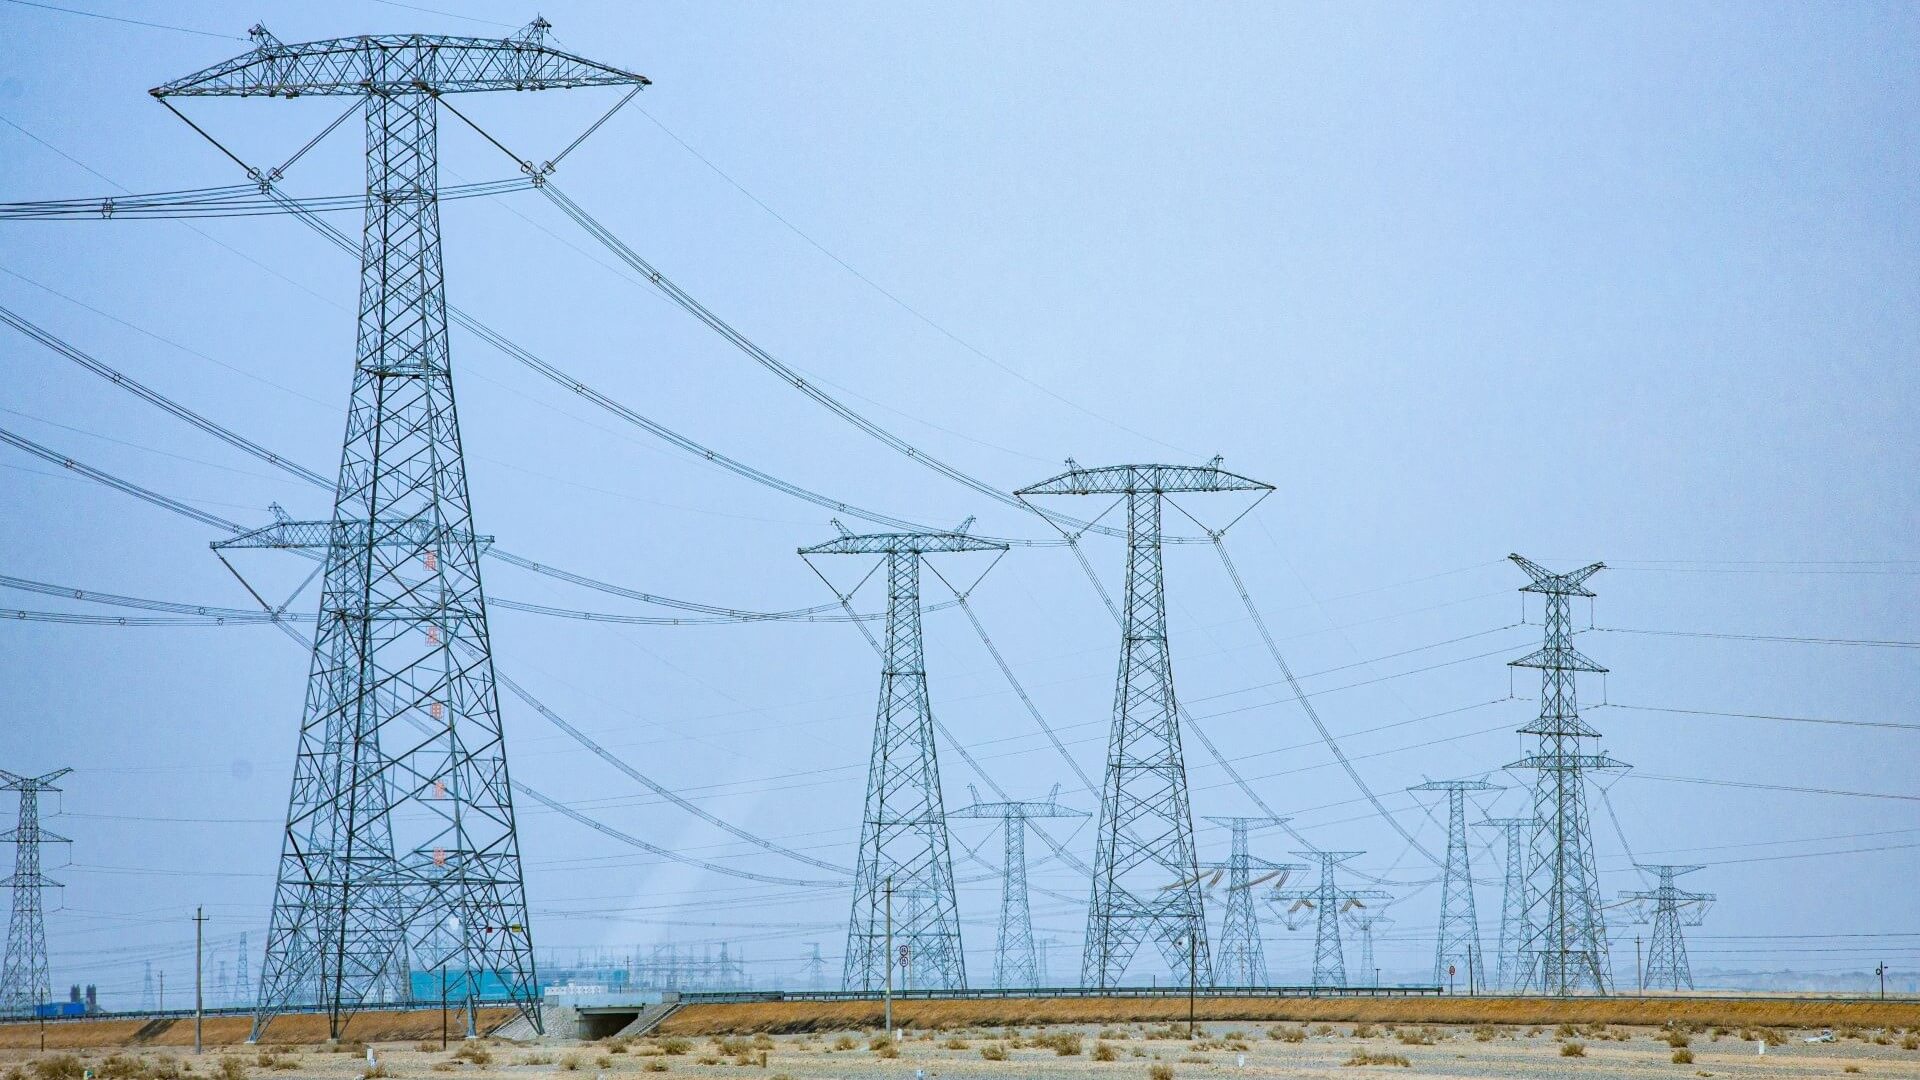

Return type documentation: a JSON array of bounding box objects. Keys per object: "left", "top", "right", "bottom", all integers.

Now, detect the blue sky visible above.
[{"left": 2, "top": 2, "right": 1917, "bottom": 1000}]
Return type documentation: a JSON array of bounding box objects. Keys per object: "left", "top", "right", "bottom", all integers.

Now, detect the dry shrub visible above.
[
  {"left": 453, "top": 1043, "right": 492, "bottom": 1065},
  {"left": 1397, "top": 1029, "right": 1432, "bottom": 1046},
  {"left": 519, "top": 1051, "right": 553, "bottom": 1065},
  {"left": 1314, "top": 1024, "right": 1335, "bottom": 1036},
  {"left": 751, "top": 1034, "right": 774, "bottom": 1049},
  {"left": 1178, "top": 1054, "right": 1209, "bottom": 1064},
  {"left": 867, "top": 1035, "right": 894, "bottom": 1052},
  {"left": 430, "top": 1064, "right": 456, "bottom": 1074},
  {"left": 979, "top": 1043, "right": 1009, "bottom": 1061},
  {"left": 96, "top": 1056, "right": 147, "bottom": 1080},
  {"left": 1560, "top": 1041, "right": 1586, "bottom": 1057},
  {"left": 1093, "top": 1041, "right": 1118, "bottom": 1061},
  {"left": 1352, "top": 1024, "right": 1378, "bottom": 1038},
  {"left": 831, "top": 1035, "right": 856, "bottom": 1051},
  {"left": 1472, "top": 1025, "right": 1497, "bottom": 1042},
  {"left": 874, "top": 1041, "right": 899, "bottom": 1060},
  {"left": 596, "top": 1054, "right": 614, "bottom": 1068},
  {"left": 1672, "top": 1048, "right": 1694, "bottom": 1064},
  {"left": 1844, "top": 1068, "right": 1862, "bottom": 1075},
  {"left": 1271, "top": 1025, "right": 1307, "bottom": 1043},
  {"left": 214, "top": 1057, "right": 249, "bottom": 1080},
  {"left": 1343, "top": 1050, "right": 1411, "bottom": 1067},
  {"left": 695, "top": 1055, "right": 721, "bottom": 1066},
  {"left": 559, "top": 1053, "right": 583, "bottom": 1071},
  {"left": 1665, "top": 1031, "right": 1690, "bottom": 1048},
  {"left": 29, "top": 1057, "right": 84, "bottom": 1080},
  {"left": 1100, "top": 1028, "right": 1128, "bottom": 1040},
  {"left": 942, "top": 1037, "right": 968, "bottom": 1049},
  {"left": 643, "top": 1062, "right": 668, "bottom": 1074},
  {"left": 1148, "top": 1064, "right": 1175, "bottom": 1080},
  {"left": 1555, "top": 1023, "right": 1580, "bottom": 1039},
  {"left": 1903, "top": 1034, "right": 1919, "bottom": 1050},
  {"left": 1043, "top": 1032, "right": 1084, "bottom": 1056}
]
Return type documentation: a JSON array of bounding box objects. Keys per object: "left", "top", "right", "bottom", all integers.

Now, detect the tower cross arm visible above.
[
  {"left": 1017, "top": 463, "right": 1272, "bottom": 496},
  {"left": 0, "top": 768, "right": 71, "bottom": 792},
  {"left": 1509, "top": 553, "right": 1604, "bottom": 596},
  {"left": 799, "top": 532, "right": 1007, "bottom": 556},
  {"left": 151, "top": 25, "right": 649, "bottom": 98}
]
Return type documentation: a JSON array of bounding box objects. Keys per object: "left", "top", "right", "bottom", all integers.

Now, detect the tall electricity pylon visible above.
[
  {"left": 803, "top": 944, "right": 826, "bottom": 992},
  {"left": 156, "top": 22, "right": 649, "bottom": 1039},
  {"left": 1200, "top": 816, "right": 1297, "bottom": 987},
  {"left": 1475, "top": 816, "right": 1539, "bottom": 991},
  {"left": 950, "top": 787, "right": 1086, "bottom": 988},
  {"left": 1348, "top": 914, "right": 1393, "bottom": 987},
  {"left": 803, "top": 527, "right": 1004, "bottom": 992},
  {"left": 1506, "top": 554, "right": 1626, "bottom": 995},
  {"left": 1621, "top": 865, "right": 1713, "bottom": 991},
  {"left": 234, "top": 933, "right": 249, "bottom": 1009},
  {"left": 1271, "top": 851, "right": 1388, "bottom": 988},
  {"left": 0, "top": 769, "right": 71, "bottom": 1016},
  {"left": 1409, "top": 779, "right": 1497, "bottom": 990},
  {"left": 1018, "top": 462, "right": 1272, "bottom": 988}
]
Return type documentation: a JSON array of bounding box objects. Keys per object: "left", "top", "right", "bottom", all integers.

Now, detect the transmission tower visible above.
[
  {"left": 155, "top": 22, "right": 648, "bottom": 1039},
  {"left": 1408, "top": 779, "right": 1497, "bottom": 990},
  {"left": 234, "top": 933, "right": 249, "bottom": 1009},
  {"left": 1506, "top": 554, "right": 1626, "bottom": 995},
  {"left": 0, "top": 769, "right": 71, "bottom": 1016},
  {"left": 803, "top": 526, "right": 1005, "bottom": 991},
  {"left": 1347, "top": 913, "right": 1393, "bottom": 987},
  {"left": 1475, "top": 816, "right": 1538, "bottom": 991},
  {"left": 1017, "top": 462, "right": 1272, "bottom": 987},
  {"left": 1620, "top": 865, "right": 1713, "bottom": 991},
  {"left": 950, "top": 786, "right": 1086, "bottom": 988},
  {"left": 803, "top": 944, "right": 826, "bottom": 992},
  {"left": 141, "top": 963, "right": 154, "bottom": 1012},
  {"left": 1199, "top": 816, "right": 1297, "bottom": 987},
  {"left": 1271, "top": 852, "right": 1388, "bottom": 988}
]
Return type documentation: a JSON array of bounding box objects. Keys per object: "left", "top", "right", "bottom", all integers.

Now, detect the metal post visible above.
[
  {"left": 465, "top": 994, "right": 476, "bottom": 1040},
  {"left": 193, "top": 907, "right": 207, "bottom": 1053},
  {"left": 883, "top": 876, "right": 893, "bottom": 1035},
  {"left": 1635, "top": 936, "right": 1642, "bottom": 996},
  {"left": 440, "top": 966, "right": 448, "bottom": 1049},
  {"left": 1187, "top": 933, "right": 1197, "bottom": 1039},
  {"left": 1878, "top": 962, "right": 1887, "bottom": 1000}
]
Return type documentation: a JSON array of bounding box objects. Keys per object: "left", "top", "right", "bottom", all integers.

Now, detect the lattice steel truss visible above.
[
  {"left": 1018, "top": 462, "right": 1271, "bottom": 988},
  {"left": 1271, "top": 851, "right": 1388, "bottom": 989},
  {"left": 951, "top": 788, "right": 1086, "bottom": 988},
  {"left": 1475, "top": 816, "right": 1538, "bottom": 991},
  {"left": 803, "top": 528, "right": 1005, "bottom": 992},
  {"left": 1409, "top": 779, "right": 1497, "bottom": 989},
  {"left": 156, "top": 20, "right": 649, "bottom": 1039},
  {"left": 0, "top": 769, "right": 70, "bottom": 1017},
  {"left": 1200, "top": 816, "right": 1296, "bottom": 987},
  {"left": 1505, "top": 554, "right": 1626, "bottom": 995},
  {"left": 1621, "top": 865, "right": 1712, "bottom": 991},
  {"left": 1347, "top": 913, "right": 1392, "bottom": 987}
]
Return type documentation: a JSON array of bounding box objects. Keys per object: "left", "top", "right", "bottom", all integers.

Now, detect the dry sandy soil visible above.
[{"left": 3, "top": 1020, "right": 1918, "bottom": 1080}]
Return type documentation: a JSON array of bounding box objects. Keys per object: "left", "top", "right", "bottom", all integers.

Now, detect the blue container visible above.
[{"left": 34, "top": 1001, "right": 85, "bottom": 1018}]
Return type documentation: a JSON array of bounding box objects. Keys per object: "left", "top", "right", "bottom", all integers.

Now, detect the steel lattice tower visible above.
[
  {"left": 1621, "top": 865, "right": 1712, "bottom": 992},
  {"left": 1409, "top": 779, "right": 1496, "bottom": 990},
  {"left": 1200, "top": 817, "right": 1298, "bottom": 987},
  {"left": 803, "top": 528, "right": 1005, "bottom": 992},
  {"left": 1475, "top": 816, "right": 1538, "bottom": 991},
  {"left": 234, "top": 933, "right": 249, "bottom": 1009},
  {"left": 0, "top": 769, "right": 70, "bottom": 1016},
  {"left": 950, "top": 788, "right": 1086, "bottom": 988},
  {"left": 1347, "top": 914, "right": 1392, "bottom": 986},
  {"left": 1271, "top": 852, "right": 1388, "bottom": 989},
  {"left": 1506, "top": 554, "right": 1626, "bottom": 995},
  {"left": 155, "top": 22, "right": 649, "bottom": 1039},
  {"left": 1018, "top": 463, "right": 1272, "bottom": 988},
  {"left": 803, "top": 944, "right": 826, "bottom": 992}
]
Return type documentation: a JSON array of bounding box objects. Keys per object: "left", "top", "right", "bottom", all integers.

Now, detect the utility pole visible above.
[
  {"left": 1201, "top": 817, "right": 1300, "bottom": 988},
  {"left": 1634, "top": 936, "right": 1642, "bottom": 996},
  {"left": 1409, "top": 779, "right": 1496, "bottom": 992},
  {"left": 1018, "top": 462, "right": 1272, "bottom": 988},
  {"left": 1506, "top": 555, "right": 1625, "bottom": 995},
  {"left": 949, "top": 787, "right": 1086, "bottom": 988},
  {"left": 157, "top": 21, "right": 649, "bottom": 1042},
  {"left": 1271, "top": 852, "right": 1388, "bottom": 989},
  {"left": 1620, "top": 865, "right": 1713, "bottom": 992},
  {"left": 193, "top": 907, "right": 207, "bottom": 1053},
  {"left": 804, "top": 526, "right": 1001, "bottom": 993},
  {"left": 0, "top": 768, "right": 71, "bottom": 1017},
  {"left": 1876, "top": 962, "right": 1886, "bottom": 1000}
]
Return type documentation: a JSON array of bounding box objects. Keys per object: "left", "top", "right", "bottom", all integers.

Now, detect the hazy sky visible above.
[{"left": 2, "top": 2, "right": 1917, "bottom": 1002}]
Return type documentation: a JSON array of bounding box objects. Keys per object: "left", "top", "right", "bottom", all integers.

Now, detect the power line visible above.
[{"left": 0, "top": 0, "right": 242, "bottom": 40}]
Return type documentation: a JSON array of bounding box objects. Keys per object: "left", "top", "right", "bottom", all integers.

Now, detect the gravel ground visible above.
[{"left": 4, "top": 1022, "right": 1918, "bottom": 1079}]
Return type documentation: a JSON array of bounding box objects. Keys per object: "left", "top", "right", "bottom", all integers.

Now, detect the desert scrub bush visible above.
[
  {"left": 1560, "top": 1041, "right": 1586, "bottom": 1057},
  {"left": 28, "top": 1056, "right": 84, "bottom": 1080},
  {"left": 979, "top": 1044, "right": 1009, "bottom": 1061},
  {"left": 1472, "top": 1024, "right": 1497, "bottom": 1042},
  {"left": 430, "top": 1064, "right": 456, "bottom": 1074},
  {"left": 1351, "top": 1024, "right": 1378, "bottom": 1039},
  {"left": 873, "top": 1041, "right": 899, "bottom": 1060},
  {"left": 559, "top": 1053, "right": 583, "bottom": 1070},
  {"left": 694, "top": 1055, "right": 721, "bottom": 1066},
  {"left": 1844, "top": 1068, "right": 1862, "bottom": 1075},
  {"left": 866, "top": 1035, "right": 894, "bottom": 1052},
  {"left": 831, "top": 1035, "right": 856, "bottom": 1051},
  {"left": 1093, "top": 1041, "right": 1118, "bottom": 1062},
  {"left": 596, "top": 1054, "right": 614, "bottom": 1068},
  {"left": 1314, "top": 1024, "right": 1335, "bottom": 1036},
  {"left": 1342, "top": 1050, "right": 1411, "bottom": 1067},
  {"left": 452, "top": 1043, "right": 492, "bottom": 1065},
  {"left": 1043, "top": 1032, "right": 1083, "bottom": 1056},
  {"left": 1672, "top": 1049, "right": 1694, "bottom": 1064},
  {"left": 1397, "top": 1029, "right": 1434, "bottom": 1046},
  {"left": 214, "top": 1057, "right": 249, "bottom": 1080},
  {"left": 1903, "top": 1034, "right": 1919, "bottom": 1050},
  {"left": 1148, "top": 1064, "right": 1175, "bottom": 1080},
  {"left": 1555, "top": 1023, "right": 1580, "bottom": 1039},
  {"left": 1100, "top": 1028, "right": 1128, "bottom": 1040},
  {"left": 659, "top": 1037, "right": 694, "bottom": 1055},
  {"left": 942, "top": 1037, "right": 969, "bottom": 1049},
  {"left": 1665, "top": 1031, "right": 1690, "bottom": 1048},
  {"left": 1271, "top": 1025, "right": 1307, "bottom": 1043},
  {"left": 642, "top": 1062, "right": 668, "bottom": 1073}
]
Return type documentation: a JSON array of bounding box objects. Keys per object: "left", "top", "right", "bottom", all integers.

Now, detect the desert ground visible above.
[{"left": 4, "top": 1019, "right": 1920, "bottom": 1080}]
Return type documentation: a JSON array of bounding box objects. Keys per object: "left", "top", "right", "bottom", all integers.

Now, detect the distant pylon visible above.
[
  {"left": 1018, "top": 461, "right": 1273, "bottom": 987},
  {"left": 1476, "top": 816, "right": 1539, "bottom": 991},
  {"left": 0, "top": 768, "right": 72, "bottom": 1016},
  {"left": 803, "top": 944, "right": 826, "bottom": 991},
  {"left": 1506, "top": 554, "right": 1627, "bottom": 995},
  {"left": 1200, "top": 816, "right": 1298, "bottom": 987},
  {"left": 159, "top": 21, "right": 651, "bottom": 1040},
  {"left": 234, "top": 932, "right": 249, "bottom": 1008},
  {"left": 1271, "top": 852, "right": 1388, "bottom": 988},
  {"left": 950, "top": 785, "right": 1086, "bottom": 988},
  {"left": 1620, "top": 865, "right": 1713, "bottom": 991},
  {"left": 1408, "top": 779, "right": 1497, "bottom": 990},
  {"left": 1347, "top": 914, "right": 1392, "bottom": 987},
  {"left": 141, "top": 962, "right": 154, "bottom": 1012},
  {"left": 803, "top": 525, "right": 1006, "bottom": 991}
]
